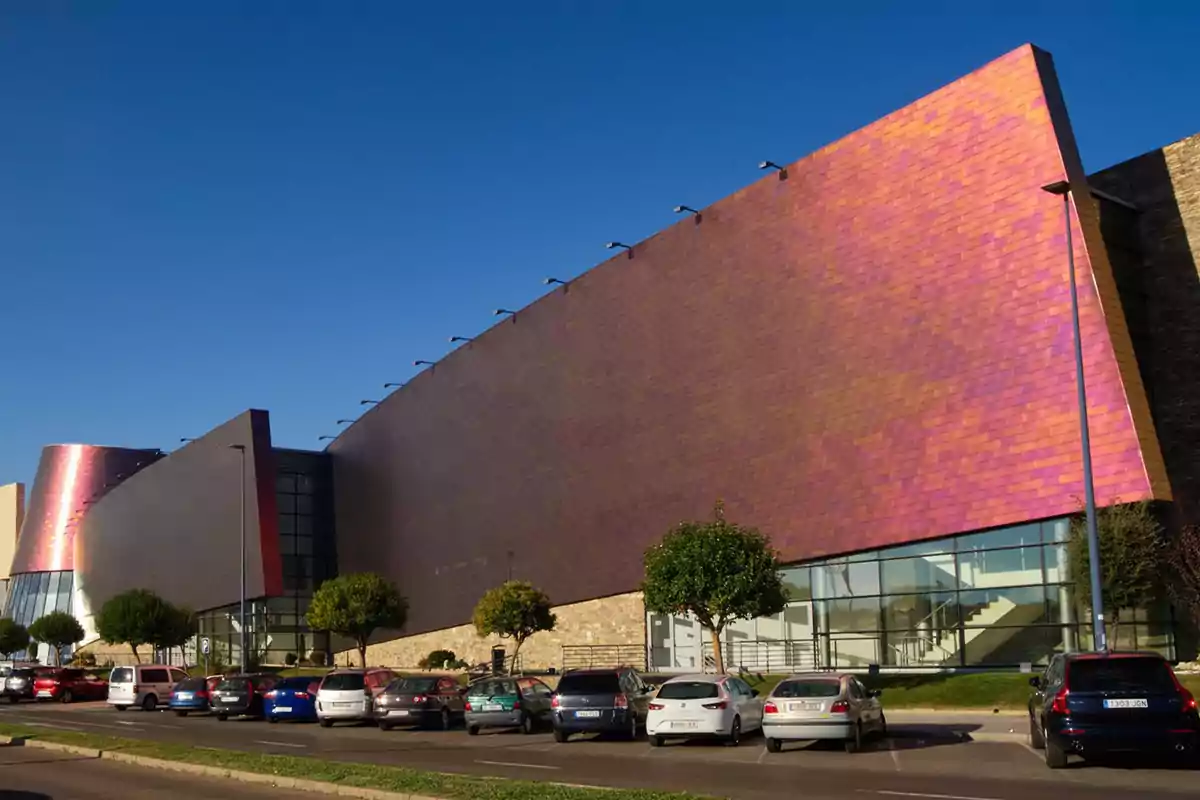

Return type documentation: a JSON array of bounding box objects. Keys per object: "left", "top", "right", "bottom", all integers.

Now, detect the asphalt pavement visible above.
[
  {"left": 0, "top": 742, "right": 297, "bottom": 800},
  {"left": 1, "top": 701, "right": 1197, "bottom": 800}
]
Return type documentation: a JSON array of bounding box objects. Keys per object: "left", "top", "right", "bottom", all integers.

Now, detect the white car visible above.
[
  {"left": 107, "top": 664, "right": 188, "bottom": 712},
  {"left": 761, "top": 671, "right": 886, "bottom": 753},
  {"left": 646, "top": 674, "right": 763, "bottom": 747},
  {"left": 316, "top": 668, "right": 394, "bottom": 727}
]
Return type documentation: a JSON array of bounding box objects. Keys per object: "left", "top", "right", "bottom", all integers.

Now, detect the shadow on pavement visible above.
[{"left": 0, "top": 793, "right": 52, "bottom": 799}]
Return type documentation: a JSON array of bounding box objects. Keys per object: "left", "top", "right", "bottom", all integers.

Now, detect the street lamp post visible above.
[
  {"left": 229, "top": 444, "right": 248, "bottom": 667},
  {"left": 1042, "top": 180, "right": 1106, "bottom": 652}
]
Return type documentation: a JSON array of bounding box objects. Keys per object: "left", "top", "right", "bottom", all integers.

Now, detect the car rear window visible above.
[
  {"left": 388, "top": 677, "right": 438, "bottom": 694},
  {"left": 216, "top": 678, "right": 251, "bottom": 691},
  {"left": 321, "top": 673, "right": 365, "bottom": 691},
  {"left": 773, "top": 680, "right": 842, "bottom": 698},
  {"left": 471, "top": 679, "right": 517, "bottom": 697},
  {"left": 556, "top": 673, "right": 621, "bottom": 695},
  {"left": 1068, "top": 657, "right": 1177, "bottom": 693},
  {"left": 278, "top": 676, "right": 318, "bottom": 690},
  {"left": 110, "top": 668, "right": 134, "bottom": 683},
  {"left": 175, "top": 677, "right": 207, "bottom": 691},
  {"left": 657, "top": 681, "right": 720, "bottom": 700}
]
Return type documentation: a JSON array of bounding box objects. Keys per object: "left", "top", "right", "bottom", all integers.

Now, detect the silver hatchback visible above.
[{"left": 761, "top": 672, "right": 886, "bottom": 753}]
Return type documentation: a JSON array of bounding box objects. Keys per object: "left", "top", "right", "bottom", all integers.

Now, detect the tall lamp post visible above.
[
  {"left": 1042, "top": 180, "right": 1106, "bottom": 652},
  {"left": 229, "top": 444, "right": 248, "bottom": 667}
]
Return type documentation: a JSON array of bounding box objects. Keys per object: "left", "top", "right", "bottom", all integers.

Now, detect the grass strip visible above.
[{"left": 0, "top": 723, "right": 709, "bottom": 800}]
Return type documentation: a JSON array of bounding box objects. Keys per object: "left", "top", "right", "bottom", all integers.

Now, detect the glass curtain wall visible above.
[{"left": 2, "top": 570, "right": 76, "bottom": 662}]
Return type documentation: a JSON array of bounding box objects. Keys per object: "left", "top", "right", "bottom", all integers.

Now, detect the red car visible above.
[{"left": 33, "top": 668, "right": 108, "bottom": 703}]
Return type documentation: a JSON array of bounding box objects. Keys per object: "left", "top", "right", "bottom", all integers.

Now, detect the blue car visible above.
[
  {"left": 266, "top": 676, "right": 321, "bottom": 723},
  {"left": 170, "top": 675, "right": 218, "bottom": 716}
]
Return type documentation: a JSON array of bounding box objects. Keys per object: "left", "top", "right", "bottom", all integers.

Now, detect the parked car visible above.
[
  {"left": 374, "top": 674, "right": 467, "bottom": 731},
  {"left": 212, "top": 673, "right": 279, "bottom": 721},
  {"left": 761, "top": 672, "right": 885, "bottom": 753},
  {"left": 4, "top": 667, "right": 53, "bottom": 704},
  {"left": 646, "top": 674, "right": 764, "bottom": 747},
  {"left": 265, "top": 676, "right": 322, "bottom": 723},
  {"left": 465, "top": 676, "right": 555, "bottom": 735},
  {"left": 1029, "top": 651, "right": 1200, "bottom": 768},
  {"left": 32, "top": 668, "right": 108, "bottom": 703},
  {"left": 169, "top": 675, "right": 221, "bottom": 716},
  {"left": 316, "top": 668, "right": 395, "bottom": 727},
  {"left": 551, "top": 667, "right": 654, "bottom": 742},
  {"left": 107, "top": 664, "right": 189, "bottom": 712}
]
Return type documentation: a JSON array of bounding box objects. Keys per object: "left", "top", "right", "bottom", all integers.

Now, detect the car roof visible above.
[
  {"left": 662, "top": 674, "right": 723, "bottom": 684},
  {"left": 781, "top": 672, "right": 848, "bottom": 681},
  {"left": 1064, "top": 650, "right": 1167, "bottom": 661},
  {"left": 563, "top": 668, "right": 626, "bottom": 675}
]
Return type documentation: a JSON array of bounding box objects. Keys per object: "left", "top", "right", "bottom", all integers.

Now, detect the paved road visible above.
[
  {"left": 0, "top": 743, "right": 295, "bottom": 799},
  {"left": 1, "top": 701, "right": 1197, "bottom": 799}
]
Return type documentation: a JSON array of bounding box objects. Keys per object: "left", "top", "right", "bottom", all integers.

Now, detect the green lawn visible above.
[{"left": 0, "top": 724, "right": 706, "bottom": 800}]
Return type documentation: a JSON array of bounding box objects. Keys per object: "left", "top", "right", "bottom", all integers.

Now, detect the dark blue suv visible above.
[{"left": 1029, "top": 651, "right": 1199, "bottom": 768}]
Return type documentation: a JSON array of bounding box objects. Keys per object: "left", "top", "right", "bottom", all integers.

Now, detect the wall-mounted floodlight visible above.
[
  {"left": 674, "top": 205, "right": 700, "bottom": 215},
  {"left": 360, "top": 399, "right": 380, "bottom": 406},
  {"left": 383, "top": 382, "right": 405, "bottom": 389},
  {"left": 606, "top": 242, "right": 632, "bottom": 251},
  {"left": 759, "top": 160, "right": 788, "bottom": 180},
  {"left": 414, "top": 359, "right": 436, "bottom": 367},
  {"left": 336, "top": 419, "right": 355, "bottom": 425},
  {"left": 318, "top": 435, "right": 335, "bottom": 441},
  {"left": 449, "top": 336, "right": 474, "bottom": 343},
  {"left": 494, "top": 308, "right": 517, "bottom": 316},
  {"left": 179, "top": 437, "right": 196, "bottom": 443},
  {"left": 543, "top": 278, "right": 567, "bottom": 286}
]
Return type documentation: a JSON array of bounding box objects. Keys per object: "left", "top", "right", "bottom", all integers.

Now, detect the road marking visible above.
[
  {"left": 889, "top": 742, "right": 902, "bottom": 772},
  {"left": 254, "top": 740, "right": 308, "bottom": 749},
  {"left": 859, "top": 791, "right": 1003, "bottom": 800},
  {"left": 756, "top": 747, "right": 768, "bottom": 764},
  {"left": 23, "top": 721, "right": 87, "bottom": 731},
  {"left": 116, "top": 720, "right": 138, "bottom": 726},
  {"left": 1019, "top": 742, "right": 1043, "bottom": 761},
  {"left": 474, "top": 760, "right": 561, "bottom": 771},
  {"left": 16, "top": 717, "right": 141, "bottom": 732}
]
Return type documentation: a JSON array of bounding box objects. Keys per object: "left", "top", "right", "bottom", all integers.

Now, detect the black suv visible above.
[
  {"left": 1029, "top": 651, "right": 1199, "bottom": 768},
  {"left": 551, "top": 667, "right": 653, "bottom": 742},
  {"left": 211, "top": 673, "right": 278, "bottom": 721}
]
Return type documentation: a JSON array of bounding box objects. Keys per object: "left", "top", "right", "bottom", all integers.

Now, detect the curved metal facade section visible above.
[
  {"left": 74, "top": 410, "right": 281, "bottom": 618},
  {"left": 10, "top": 445, "right": 162, "bottom": 575},
  {"left": 330, "top": 45, "right": 1168, "bottom": 636}
]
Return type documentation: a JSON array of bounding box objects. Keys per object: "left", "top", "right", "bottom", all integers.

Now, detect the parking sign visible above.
[{"left": 201, "top": 636, "right": 211, "bottom": 655}]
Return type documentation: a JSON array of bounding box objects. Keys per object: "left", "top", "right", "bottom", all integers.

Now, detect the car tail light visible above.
[
  {"left": 763, "top": 702, "right": 779, "bottom": 714},
  {"left": 1182, "top": 690, "right": 1198, "bottom": 712},
  {"left": 513, "top": 699, "right": 521, "bottom": 710},
  {"left": 648, "top": 702, "right": 664, "bottom": 711},
  {"left": 196, "top": 690, "right": 209, "bottom": 699},
  {"left": 702, "top": 701, "right": 727, "bottom": 710},
  {"left": 265, "top": 691, "right": 277, "bottom": 699},
  {"left": 551, "top": 695, "right": 560, "bottom": 709},
  {"left": 464, "top": 700, "right": 472, "bottom": 711},
  {"left": 830, "top": 701, "right": 850, "bottom": 714},
  {"left": 294, "top": 692, "right": 309, "bottom": 700},
  {"left": 614, "top": 693, "right": 629, "bottom": 709},
  {"left": 132, "top": 685, "right": 140, "bottom": 695},
  {"left": 411, "top": 695, "right": 426, "bottom": 704},
  {"left": 1050, "top": 688, "right": 1069, "bottom": 715}
]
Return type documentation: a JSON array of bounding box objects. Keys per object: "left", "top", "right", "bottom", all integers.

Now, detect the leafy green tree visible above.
[
  {"left": 1069, "top": 501, "right": 1165, "bottom": 644},
  {"left": 28, "top": 611, "right": 85, "bottom": 666},
  {"left": 95, "top": 589, "right": 170, "bottom": 663},
  {"left": 0, "top": 618, "right": 30, "bottom": 659},
  {"left": 152, "top": 604, "right": 195, "bottom": 665},
  {"left": 472, "top": 582, "right": 556, "bottom": 671},
  {"left": 306, "top": 573, "right": 408, "bottom": 668},
  {"left": 642, "top": 500, "right": 788, "bottom": 674}
]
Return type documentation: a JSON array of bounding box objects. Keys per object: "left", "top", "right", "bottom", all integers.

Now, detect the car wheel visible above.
[
  {"left": 114, "top": 704, "right": 127, "bottom": 711},
  {"left": 7, "top": 696, "right": 18, "bottom": 705},
  {"left": 1029, "top": 714, "right": 1045, "bottom": 749},
  {"left": 877, "top": 712, "right": 887, "bottom": 739},
  {"left": 141, "top": 694, "right": 157, "bottom": 712},
  {"left": 60, "top": 690, "right": 73, "bottom": 704},
  {"left": 553, "top": 728, "right": 569, "bottom": 743},
  {"left": 217, "top": 713, "right": 228, "bottom": 722},
  {"left": 268, "top": 716, "right": 279, "bottom": 724},
  {"left": 319, "top": 719, "right": 333, "bottom": 728},
  {"left": 766, "top": 737, "right": 781, "bottom": 753},
  {"left": 628, "top": 713, "right": 640, "bottom": 741},
  {"left": 441, "top": 707, "right": 452, "bottom": 731},
  {"left": 726, "top": 716, "right": 742, "bottom": 747},
  {"left": 379, "top": 721, "right": 393, "bottom": 732},
  {"left": 845, "top": 722, "right": 862, "bottom": 754},
  {"left": 175, "top": 710, "right": 188, "bottom": 718},
  {"left": 649, "top": 735, "right": 664, "bottom": 748},
  {"left": 521, "top": 713, "right": 535, "bottom": 735},
  {"left": 468, "top": 725, "right": 480, "bottom": 736},
  {"left": 1045, "top": 734, "right": 1067, "bottom": 769}
]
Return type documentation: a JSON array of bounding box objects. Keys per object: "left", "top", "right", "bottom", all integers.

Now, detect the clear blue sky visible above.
[{"left": 3, "top": 2, "right": 1198, "bottom": 487}]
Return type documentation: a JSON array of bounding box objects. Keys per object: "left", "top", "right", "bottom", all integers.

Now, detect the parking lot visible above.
[{"left": 2, "top": 700, "right": 1199, "bottom": 800}]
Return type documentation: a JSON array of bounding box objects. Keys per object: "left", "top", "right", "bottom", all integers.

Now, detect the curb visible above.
[
  {"left": 1, "top": 736, "right": 445, "bottom": 800},
  {"left": 965, "top": 732, "right": 1031, "bottom": 744},
  {"left": 886, "top": 708, "right": 1026, "bottom": 716}
]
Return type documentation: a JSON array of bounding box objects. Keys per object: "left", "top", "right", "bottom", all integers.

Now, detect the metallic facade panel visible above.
[
  {"left": 329, "top": 45, "right": 1166, "bottom": 636},
  {"left": 9, "top": 445, "right": 162, "bottom": 575},
  {"left": 74, "top": 409, "right": 281, "bottom": 617}
]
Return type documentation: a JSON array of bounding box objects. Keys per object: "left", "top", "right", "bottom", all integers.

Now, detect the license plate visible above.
[
  {"left": 36, "top": 691, "right": 52, "bottom": 697},
  {"left": 176, "top": 692, "right": 193, "bottom": 700},
  {"left": 481, "top": 703, "right": 504, "bottom": 712},
  {"left": 274, "top": 706, "right": 292, "bottom": 712},
  {"left": 1104, "top": 698, "right": 1148, "bottom": 709},
  {"left": 788, "top": 701, "right": 822, "bottom": 712},
  {"left": 388, "top": 709, "right": 409, "bottom": 716},
  {"left": 574, "top": 710, "right": 601, "bottom": 718},
  {"left": 220, "top": 697, "right": 240, "bottom": 704},
  {"left": 335, "top": 702, "right": 356, "bottom": 708},
  {"left": 670, "top": 720, "right": 698, "bottom": 729}
]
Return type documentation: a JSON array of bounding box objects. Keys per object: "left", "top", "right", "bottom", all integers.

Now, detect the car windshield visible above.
[
  {"left": 321, "top": 673, "right": 365, "bottom": 691},
  {"left": 773, "top": 680, "right": 842, "bottom": 698},
  {"left": 110, "top": 667, "right": 134, "bottom": 683},
  {"left": 1069, "top": 658, "right": 1177, "bottom": 693},
  {"left": 470, "top": 679, "right": 517, "bottom": 697},
  {"left": 387, "top": 677, "right": 438, "bottom": 694},
  {"left": 556, "top": 673, "right": 621, "bottom": 695},
  {"left": 175, "top": 677, "right": 207, "bottom": 691},
  {"left": 657, "top": 681, "right": 719, "bottom": 700}
]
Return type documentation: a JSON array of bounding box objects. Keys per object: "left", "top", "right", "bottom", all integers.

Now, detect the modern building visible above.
[
  {"left": 0, "top": 483, "right": 25, "bottom": 617},
  {"left": 3, "top": 44, "right": 1200, "bottom": 671}
]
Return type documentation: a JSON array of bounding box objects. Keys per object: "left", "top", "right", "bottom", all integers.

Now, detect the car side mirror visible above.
[
  {"left": 751, "top": 689, "right": 760, "bottom": 697},
  {"left": 1029, "top": 676, "right": 1041, "bottom": 689},
  {"left": 867, "top": 689, "right": 882, "bottom": 698}
]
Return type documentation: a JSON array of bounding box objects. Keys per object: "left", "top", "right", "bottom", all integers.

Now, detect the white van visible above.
[{"left": 107, "top": 664, "right": 188, "bottom": 711}]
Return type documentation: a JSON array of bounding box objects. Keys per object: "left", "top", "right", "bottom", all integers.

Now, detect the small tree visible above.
[
  {"left": 95, "top": 589, "right": 170, "bottom": 663},
  {"left": 642, "top": 500, "right": 788, "bottom": 674},
  {"left": 472, "top": 582, "right": 556, "bottom": 671},
  {"left": 153, "top": 604, "right": 195, "bottom": 665},
  {"left": 1069, "top": 501, "right": 1165, "bottom": 645},
  {"left": 306, "top": 573, "right": 408, "bottom": 668},
  {"left": 0, "top": 618, "right": 30, "bottom": 659},
  {"left": 28, "top": 611, "right": 85, "bottom": 666},
  {"left": 1167, "top": 524, "right": 1200, "bottom": 631}
]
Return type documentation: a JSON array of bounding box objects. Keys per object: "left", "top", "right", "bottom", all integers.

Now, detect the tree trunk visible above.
[
  {"left": 1110, "top": 611, "right": 1121, "bottom": 651},
  {"left": 357, "top": 640, "right": 367, "bottom": 669},
  {"left": 511, "top": 638, "right": 525, "bottom": 675},
  {"left": 710, "top": 627, "right": 725, "bottom": 674},
  {"left": 131, "top": 644, "right": 141, "bottom": 664}
]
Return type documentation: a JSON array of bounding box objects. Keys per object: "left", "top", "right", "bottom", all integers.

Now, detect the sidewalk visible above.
[{"left": 885, "top": 709, "right": 1030, "bottom": 744}]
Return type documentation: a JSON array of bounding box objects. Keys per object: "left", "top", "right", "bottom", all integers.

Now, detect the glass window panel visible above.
[
  {"left": 277, "top": 495, "right": 296, "bottom": 514},
  {"left": 278, "top": 515, "right": 295, "bottom": 535},
  {"left": 826, "top": 634, "right": 882, "bottom": 667},
  {"left": 296, "top": 495, "right": 313, "bottom": 515},
  {"left": 845, "top": 550, "right": 878, "bottom": 563},
  {"left": 756, "top": 612, "right": 784, "bottom": 641},
  {"left": 276, "top": 474, "right": 297, "bottom": 493},
  {"left": 957, "top": 545, "right": 1044, "bottom": 589},
  {"left": 882, "top": 592, "right": 958, "bottom": 633},
  {"left": 822, "top": 596, "right": 881, "bottom": 632},
  {"left": 45, "top": 572, "right": 61, "bottom": 605},
  {"left": 296, "top": 516, "right": 314, "bottom": 537},
  {"left": 814, "top": 560, "right": 880, "bottom": 599},
  {"left": 1042, "top": 518, "right": 1070, "bottom": 544},
  {"left": 279, "top": 535, "right": 297, "bottom": 556},
  {"left": 725, "top": 616, "right": 756, "bottom": 644},
  {"left": 1135, "top": 621, "right": 1175, "bottom": 660},
  {"left": 297, "top": 474, "right": 314, "bottom": 495},
  {"left": 881, "top": 554, "right": 958, "bottom": 593},
  {"left": 781, "top": 567, "right": 811, "bottom": 601},
  {"left": 297, "top": 536, "right": 313, "bottom": 556},
  {"left": 957, "top": 523, "right": 1042, "bottom": 553},
  {"left": 881, "top": 538, "right": 954, "bottom": 559},
  {"left": 783, "top": 604, "right": 812, "bottom": 639},
  {"left": 959, "top": 585, "right": 1049, "bottom": 626},
  {"left": 962, "top": 625, "right": 1070, "bottom": 666},
  {"left": 1042, "top": 544, "right": 1069, "bottom": 584}
]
